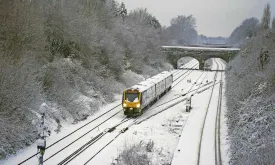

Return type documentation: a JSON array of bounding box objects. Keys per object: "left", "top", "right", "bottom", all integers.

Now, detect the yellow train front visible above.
[{"left": 122, "top": 89, "right": 142, "bottom": 116}]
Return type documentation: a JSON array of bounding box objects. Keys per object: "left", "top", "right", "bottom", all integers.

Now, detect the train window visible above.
[{"left": 125, "top": 93, "right": 139, "bottom": 102}]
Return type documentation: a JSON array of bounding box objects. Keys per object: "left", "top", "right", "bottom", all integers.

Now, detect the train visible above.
[{"left": 122, "top": 71, "right": 173, "bottom": 116}]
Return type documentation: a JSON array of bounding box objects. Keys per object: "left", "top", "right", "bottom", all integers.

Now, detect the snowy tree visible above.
[
  {"left": 225, "top": 4, "right": 275, "bottom": 164},
  {"left": 128, "top": 8, "right": 161, "bottom": 29},
  {"left": 117, "top": 2, "right": 127, "bottom": 21},
  {"left": 105, "top": 0, "right": 119, "bottom": 17},
  {"left": 149, "top": 16, "right": 161, "bottom": 29},
  {"left": 228, "top": 17, "right": 260, "bottom": 46},
  {"left": 272, "top": 18, "right": 275, "bottom": 31},
  {"left": 121, "top": 8, "right": 167, "bottom": 74},
  {"left": 165, "top": 15, "right": 198, "bottom": 45},
  {"left": 261, "top": 3, "right": 271, "bottom": 30},
  {"left": 226, "top": 31, "right": 275, "bottom": 165},
  {"left": 0, "top": 0, "right": 171, "bottom": 160}
]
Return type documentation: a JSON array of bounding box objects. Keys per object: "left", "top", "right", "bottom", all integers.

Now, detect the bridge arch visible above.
[
  {"left": 177, "top": 56, "right": 199, "bottom": 69},
  {"left": 162, "top": 46, "right": 240, "bottom": 70},
  {"left": 205, "top": 58, "right": 227, "bottom": 70}
]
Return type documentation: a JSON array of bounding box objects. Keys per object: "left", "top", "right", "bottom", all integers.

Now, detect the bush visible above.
[
  {"left": 146, "top": 140, "right": 154, "bottom": 152},
  {"left": 117, "top": 140, "right": 154, "bottom": 165},
  {"left": 0, "top": 56, "right": 42, "bottom": 160}
]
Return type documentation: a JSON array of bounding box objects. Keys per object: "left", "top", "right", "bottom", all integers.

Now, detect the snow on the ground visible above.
[
  {"left": 86, "top": 68, "right": 206, "bottom": 165},
  {"left": 171, "top": 59, "right": 227, "bottom": 165},
  {"left": 171, "top": 72, "right": 217, "bottom": 165},
  {"left": 1, "top": 98, "right": 123, "bottom": 165},
  {"left": 220, "top": 72, "right": 231, "bottom": 165},
  {"left": 178, "top": 59, "right": 199, "bottom": 69},
  {"left": 199, "top": 74, "right": 221, "bottom": 164},
  {"left": 2, "top": 59, "right": 230, "bottom": 165}
]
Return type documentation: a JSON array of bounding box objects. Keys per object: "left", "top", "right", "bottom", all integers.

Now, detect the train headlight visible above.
[
  {"left": 123, "top": 103, "right": 127, "bottom": 107},
  {"left": 136, "top": 104, "right": 140, "bottom": 108}
]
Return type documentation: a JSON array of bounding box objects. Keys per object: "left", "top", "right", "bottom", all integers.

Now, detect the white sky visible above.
[{"left": 116, "top": 0, "right": 275, "bottom": 37}]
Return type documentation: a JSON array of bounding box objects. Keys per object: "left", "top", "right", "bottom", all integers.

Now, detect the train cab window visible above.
[{"left": 125, "top": 93, "right": 139, "bottom": 102}]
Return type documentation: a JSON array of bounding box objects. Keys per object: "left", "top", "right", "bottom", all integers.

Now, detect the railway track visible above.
[
  {"left": 59, "top": 66, "right": 200, "bottom": 164},
  {"left": 56, "top": 117, "right": 135, "bottom": 165},
  {"left": 172, "top": 63, "right": 199, "bottom": 83},
  {"left": 173, "top": 60, "right": 198, "bottom": 77},
  {"left": 136, "top": 70, "right": 220, "bottom": 125},
  {"left": 172, "top": 64, "right": 199, "bottom": 88},
  {"left": 197, "top": 58, "right": 224, "bottom": 165},
  {"left": 17, "top": 62, "right": 198, "bottom": 165},
  {"left": 43, "top": 109, "right": 123, "bottom": 163},
  {"left": 82, "top": 117, "right": 140, "bottom": 165},
  {"left": 195, "top": 68, "right": 209, "bottom": 93},
  {"left": 18, "top": 105, "right": 122, "bottom": 165}
]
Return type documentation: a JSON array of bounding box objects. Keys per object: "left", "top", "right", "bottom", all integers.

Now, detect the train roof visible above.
[
  {"left": 147, "top": 74, "right": 167, "bottom": 84},
  {"left": 126, "top": 71, "right": 173, "bottom": 92},
  {"left": 130, "top": 81, "right": 155, "bottom": 92},
  {"left": 160, "top": 71, "right": 172, "bottom": 78}
]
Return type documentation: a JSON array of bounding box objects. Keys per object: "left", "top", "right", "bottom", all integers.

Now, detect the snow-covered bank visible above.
[
  {"left": 225, "top": 30, "right": 275, "bottom": 164},
  {"left": 1, "top": 99, "right": 122, "bottom": 165}
]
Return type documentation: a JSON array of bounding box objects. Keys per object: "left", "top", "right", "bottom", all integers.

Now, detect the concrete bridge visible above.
[{"left": 162, "top": 46, "right": 240, "bottom": 69}]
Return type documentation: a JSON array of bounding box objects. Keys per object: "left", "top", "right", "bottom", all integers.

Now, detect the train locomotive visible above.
[{"left": 122, "top": 71, "right": 173, "bottom": 116}]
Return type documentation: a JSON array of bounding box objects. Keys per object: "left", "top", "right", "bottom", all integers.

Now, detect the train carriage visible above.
[
  {"left": 122, "top": 71, "right": 173, "bottom": 116},
  {"left": 161, "top": 71, "right": 173, "bottom": 91}
]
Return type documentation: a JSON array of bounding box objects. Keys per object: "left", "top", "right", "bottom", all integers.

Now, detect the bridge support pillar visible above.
[{"left": 199, "top": 61, "right": 204, "bottom": 70}]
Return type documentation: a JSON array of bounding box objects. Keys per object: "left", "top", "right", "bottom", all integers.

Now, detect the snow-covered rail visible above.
[
  {"left": 214, "top": 59, "right": 224, "bottom": 165},
  {"left": 197, "top": 58, "right": 223, "bottom": 165},
  {"left": 17, "top": 104, "right": 122, "bottom": 165},
  {"left": 56, "top": 117, "right": 134, "bottom": 165}
]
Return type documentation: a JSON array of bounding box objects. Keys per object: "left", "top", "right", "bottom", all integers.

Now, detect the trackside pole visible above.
[
  {"left": 185, "top": 95, "right": 193, "bottom": 112},
  {"left": 37, "top": 103, "right": 51, "bottom": 165}
]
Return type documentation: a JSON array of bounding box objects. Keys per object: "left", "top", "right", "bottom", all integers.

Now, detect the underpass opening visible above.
[{"left": 177, "top": 57, "right": 199, "bottom": 69}]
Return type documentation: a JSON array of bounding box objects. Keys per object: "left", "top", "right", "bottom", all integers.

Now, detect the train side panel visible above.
[
  {"left": 155, "top": 82, "right": 161, "bottom": 98},
  {"left": 166, "top": 74, "right": 173, "bottom": 89},
  {"left": 141, "top": 91, "right": 147, "bottom": 109},
  {"left": 161, "top": 79, "right": 166, "bottom": 93},
  {"left": 148, "top": 85, "right": 155, "bottom": 104},
  {"left": 155, "top": 79, "right": 165, "bottom": 97},
  {"left": 141, "top": 85, "right": 155, "bottom": 109},
  {"left": 152, "top": 85, "right": 156, "bottom": 102}
]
